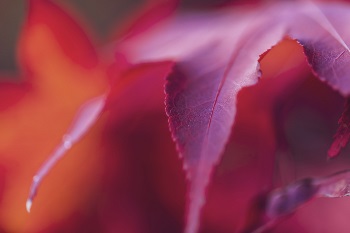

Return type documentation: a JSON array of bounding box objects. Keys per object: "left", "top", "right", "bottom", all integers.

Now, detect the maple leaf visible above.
[
  {"left": 0, "top": 0, "right": 108, "bottom": 231},
  {"left": 116, "top": 1, "right": 350, "bottom": 232},
  {"left": 0, "top": 1, "right": 180, "bottom": 232}
]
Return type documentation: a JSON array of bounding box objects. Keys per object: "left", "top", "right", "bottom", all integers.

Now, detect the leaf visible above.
[
  {"left": 0, "top": 77, "right": 30, "bottom": 111},
  {"left": 117, "top": 1, "right": 350, "bottom": 232},
  {"left": 295, "top": 2, "right": 350, "bottom": 158},
  {"left": 119, "top": 9, "right": 288, "bottom": 233},
  {"left": 164, "top": 22, "right": 287, "bottom": 233},
  {"left": 241, "top": 169, "right": 350, "bottom": 233},
  {"left": 22, "top": 0, "right": 99, "bottom": 70},
  {"left": 21, "top": 0, "right": 109, "bottom": 213},
  {"left": 26, "top": 94, "right": 106, "bottom": 213},
  {"left": 0, "top": 0, "right": 108, "bottom": 231},
  {"left": 328, "top": 99, "right": 350, "bottom": 158},
  {"left": 288, "top": 1, "right": 350, "bottom": 96}
]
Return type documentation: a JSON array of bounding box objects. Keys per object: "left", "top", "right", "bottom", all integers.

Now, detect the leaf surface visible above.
[
  {"left": 288, "top": 2, "right": 350, "bottom": 96},
  {"left": 117, "top": 1, "right": 350, "bottom": 232}
]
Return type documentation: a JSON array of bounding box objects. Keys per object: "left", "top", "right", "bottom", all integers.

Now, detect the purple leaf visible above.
[
  {"left": 241, "top": 169, "right": 350, "bottom": 233},
  {"left": 288, "top": 2, "right": 350, "bottom": 158},
  {"left": 164, "top": 22, "right": 286, "bottom": 233},
  {"left": 117, "top": 1, "right": 350, "bottom": 232},
  {"left": 288, "top": 1, "right": 350, "bottom": 96}
]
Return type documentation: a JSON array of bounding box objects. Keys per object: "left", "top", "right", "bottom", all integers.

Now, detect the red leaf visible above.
[
  {"left": 115, "top": 1, "right": 178, "bottom": 40},
  {"left": 0, "top": 0, "right": 108, "bottom": 228},
  {"left": 328, "top": 99, "right": 350, "bottom": 158},
  {"left": 21, "top": 0, "right": 98, "bottom": 72},
  {"left": 0, "top": 78, "right": 30, "bottom": 111}
]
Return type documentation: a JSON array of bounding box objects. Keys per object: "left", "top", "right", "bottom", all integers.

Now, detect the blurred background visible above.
[
  {"left": 1, "top": 0, "right": 350, "bottom": 233},
  {"left": 0, "top": 0, "right": 146, "bottom": 72},
  {"left": 0, "top": 0, "right": 265, "bottom": 73}
]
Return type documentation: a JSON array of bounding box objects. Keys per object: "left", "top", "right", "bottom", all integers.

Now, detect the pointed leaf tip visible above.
[
  {"left": 26, "top": 95, "right": 106, "bottom": 210},
  {"left": 26, "top": 199, "right": 32, "bottom": 213},
  {"left": 23, "top": 0, "right": 98, "bottom": 70}
]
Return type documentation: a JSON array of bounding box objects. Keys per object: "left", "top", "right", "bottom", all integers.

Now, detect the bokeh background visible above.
[
  {"left": 1, "top": 0, "right": 350, "bottom": 233},
  {"left": 0, "top": 0, "right": 145, "bottom": 72},
  {"left": 0, "top": 0, "right": 264, "bottom": 73}
]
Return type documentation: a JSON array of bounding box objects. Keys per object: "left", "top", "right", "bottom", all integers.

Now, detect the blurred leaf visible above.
[{"left": 0, "top": 0, "right": 107, "bottom": 231}]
